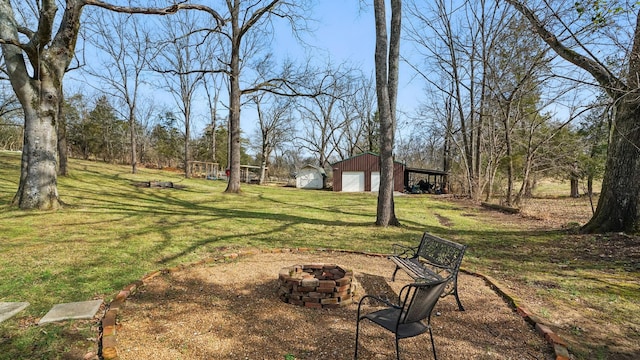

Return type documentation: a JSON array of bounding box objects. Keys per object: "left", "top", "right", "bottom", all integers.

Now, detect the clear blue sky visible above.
[
  {"left": 272, "top": 1, "right": 420, "bottom": 108},
  {"left": 68, "top": 1, "right": 422, "bottom": 145},
  {"left": 258, "top": 1, "right": 421, "bottom": 137}
]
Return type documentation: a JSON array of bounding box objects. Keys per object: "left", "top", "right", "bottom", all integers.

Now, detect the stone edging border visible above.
[{"left": 98, "top": 248, "right": 569, "bottom": 360}]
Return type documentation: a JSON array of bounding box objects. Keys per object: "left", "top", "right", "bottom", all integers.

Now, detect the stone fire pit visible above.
[{"left": 278, "top": 264, "right": 355, "bottom": 309}]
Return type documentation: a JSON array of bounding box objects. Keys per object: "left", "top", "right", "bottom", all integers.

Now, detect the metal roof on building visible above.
[{"left": 405, "top": 167, "right": 448, "bottom": 176}]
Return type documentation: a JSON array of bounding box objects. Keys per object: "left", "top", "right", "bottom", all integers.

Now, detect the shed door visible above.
[
  {"left": 307, "top": 174, "right": 322, "bottom": 189},
  {"left": 297, "top": 169, "right": 312, "bottom": 188},
  {"left": 297, "top": 173, "right": 309, "bottom": 188},
  {"left": 342, "top": 171, "right": 365, "bottom": 192},
  {"left": 301, "top": 171, "right": 322, "bottom": 189},
  {"left": 371, "top": 172, "right": 380, "bottom": 192}
]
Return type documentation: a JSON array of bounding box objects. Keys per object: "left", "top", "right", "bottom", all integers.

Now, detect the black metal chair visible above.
[{"left": 354, "top": 277, "right": 450, "bottom": 360}]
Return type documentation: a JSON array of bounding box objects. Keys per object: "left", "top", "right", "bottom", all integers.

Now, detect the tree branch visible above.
[
  {"left": 35, "top": 0, "right": 57, "bottom": 53},
  {"left": 149, "top": 66, "right": 230, "bottom": 77},
  {"left": 505, "top": 0, "right": 628, "bottom": 98},
  {"left": 82, "top": 0, "right": 226, "bottom": 28},
  {"left": 240, "top": 0, "right": 279, "bottom": 38},
  {"left": 16, "top": 26, "right": 34, "bottom": 39},
  {"left": 0, "top": 38, "right": 27, "bottom": 49}
]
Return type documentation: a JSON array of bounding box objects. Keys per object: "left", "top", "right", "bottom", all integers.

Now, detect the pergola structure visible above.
[
  {"left": 188, "top": 161, "right": 220, "bottom": 179},
  {"left": 240, "top": 165, "right": 263, "bottom": 183}
]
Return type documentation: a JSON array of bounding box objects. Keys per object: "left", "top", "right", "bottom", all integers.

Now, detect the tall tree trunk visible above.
[
  {"left": 57, "top": 90, "right": 68, "bottom": 177},
  {"left": 505, "top": 120, "right": 514, "bottom": 206},
  {"left": 583, "top": 102, "right": 640, "bottom": 232},
  {"left": 12, "top": 86, "right": 62, "bottom": 209},
  {"left": 130, "top": 108, "right": 138, "bottom": 174},
  {"left": 0, "top": 1, "right": 68, "bottom": 210},
  {"left": 374, "top": 0, "right": 401, "bottom": 227},
  {"left": 443, "top": 96, "right": 453, "bottom": 174},
  {"left": 583, "top": 18, "right": 640, "bottom": 232},
  {"left": 211, "top": 122, "right": 217, "bottom": 163},
  {"left": 184, "top": 105, "right": 191, "bottom": 178},
  {"left": 259, "top": 149, "right": 268, "bottom": 185},
  {"left": 524, "top": 177, "right": 535, "bottom": 198},
  {"left": 514, "top": 153, "right": 533, "bottom": 206},
  {"left": 255, "top": 99, "right": 268, "bottom": 185},
  {"left": 209, "top": 99, "right": 218, "bottom": 164},
  {"left": 583, "top": 14, "right": 640, "bottom": 231},
  {"left": 225, "top": 3, "right": 242, "bottom": 193},
  {"left": 570, "top": 162, "right": 579, "bottom": 198},
  {"left": 226, "top": 48, "right": 242, "bottom": 192}
]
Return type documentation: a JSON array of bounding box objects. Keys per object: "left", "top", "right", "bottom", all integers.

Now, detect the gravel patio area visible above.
[{"left": 113, "top": 251, "right": 555, "bottom": 359}]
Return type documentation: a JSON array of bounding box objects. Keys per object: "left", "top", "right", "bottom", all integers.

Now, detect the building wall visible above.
[
  {"left": 296, "top": 167, "right": 324, "bottom": 189},
  {"left": 332, "top": 153, "right": 404, "bottom": 192}
]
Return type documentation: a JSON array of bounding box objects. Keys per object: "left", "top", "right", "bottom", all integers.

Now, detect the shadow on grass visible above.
[{"left": 32, "top": 175, "right": 435, "bottom": 263}]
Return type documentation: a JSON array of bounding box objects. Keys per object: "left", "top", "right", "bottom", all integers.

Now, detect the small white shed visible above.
[{"left": 296, "top": 165, "right": 326, "bottom": 189}]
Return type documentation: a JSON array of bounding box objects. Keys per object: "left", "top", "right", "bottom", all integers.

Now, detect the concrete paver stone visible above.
[
  {"left": 0, "top": 302, "right": 30, "bottom": 324},
  {"left": 38, "top": 300, "right": 103, "bottom": 325}
]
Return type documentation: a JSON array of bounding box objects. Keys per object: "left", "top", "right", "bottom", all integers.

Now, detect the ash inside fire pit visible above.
[{"left": 278, "top": 264, "right": 355, "bottom": 309}]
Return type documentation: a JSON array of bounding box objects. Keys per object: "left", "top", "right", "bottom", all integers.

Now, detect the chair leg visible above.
[
  {"left": 395, "top": 336, "right": 400, "bottom": 360},
  {"left": 429, "top": 327, "right": 438, "bottom": 360},
  {"left": 454, "top": 290, "right": 465, "bottom": 311},
  {"left": 354, "top": 318, "right": 361, "bottom": 359},
  {"left": 453, "top": 278, "right": 465, "bottom": 311},
  {"left": 391, "top": 265, "right": 400, "bottom": 282}
]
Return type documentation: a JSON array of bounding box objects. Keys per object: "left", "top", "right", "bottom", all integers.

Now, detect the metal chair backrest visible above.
[
  {"left": 416, "top": 233, "right": 466, "bottom": 271},
  {"left": 400, "top": 277, "right": 450, "bottom": 325}
]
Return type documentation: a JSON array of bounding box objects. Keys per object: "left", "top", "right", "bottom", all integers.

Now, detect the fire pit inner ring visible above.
[{"left": 278, "top": 264, "right": 354, "bottom": 309}]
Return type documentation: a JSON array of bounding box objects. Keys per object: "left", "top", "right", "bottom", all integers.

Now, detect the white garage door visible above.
[
  {"left": 371, "top": 172, "right": 380, "bottom": 192},
  {"left": 342, "top": 171, "right": 365, "bottom": 192}
]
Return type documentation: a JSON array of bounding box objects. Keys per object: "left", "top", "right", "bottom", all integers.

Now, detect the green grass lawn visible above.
[{"left": 0, "top": 151, "right": 638, "bottom": 359}]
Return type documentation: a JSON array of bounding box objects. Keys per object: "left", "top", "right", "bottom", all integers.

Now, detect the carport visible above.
[{"left": 404, "top": 167, "right": 449, "bottom": 194}]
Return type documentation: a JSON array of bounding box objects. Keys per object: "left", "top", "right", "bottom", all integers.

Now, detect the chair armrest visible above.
[{"left": 391, "top": 243, "right": 417, "bottom": 257}]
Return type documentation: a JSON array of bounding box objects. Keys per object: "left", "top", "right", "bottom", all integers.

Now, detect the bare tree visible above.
[
  {"left": 251, "top": 93, "right": 294, "bottom": 184},
  {"left": 406, "top": 0, "right": 477, "bottom": 197},
  {"left": 203, "top": 73, "right": 224, "bottom": 165},
  {"left": 403, "top": 73, "right": 455, "bottom": 175},
  {"left": 150, "top": 10, "right": 211, "bottom": 178},
  {"left": 486, "top": 16, "right": 554, "bottom": 206},
  {"left": 333, "top": 72, "right": 377, "bottom": 159},
  {"left": 354, "top": 74, "right": 379, "bottom": 154},
  {"left": 134, "top": 95, "right": 161, "bottom": 166},
  {"left": 506, "top": 1, "right": 640, "bottom": 232},
  {"left": 0, "top": 0, "right": 223, "bottom": 209},
  {"left": 373, "top": 0, "right": 401, "bottom": 226},
  {"left": 216, "top": 0, "right": 312, "bottom": 193},
  {"left": 406, "top": 0, "right": 510, "bottom": 200},
  {"left": 296, "top": 65, "right": 352, "bottom": 167},
  {"left": 84, "top": 10, "right": 153, "bottom": 174}
]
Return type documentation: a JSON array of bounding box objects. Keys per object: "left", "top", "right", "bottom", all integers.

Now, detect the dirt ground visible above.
[{"left": 116, "top": 252, "right": 554, "bottom": 360}]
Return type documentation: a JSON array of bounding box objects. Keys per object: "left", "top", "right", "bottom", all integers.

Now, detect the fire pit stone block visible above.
[{"left": 278, "top": 264, "right": 355, "bottom": 308}]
